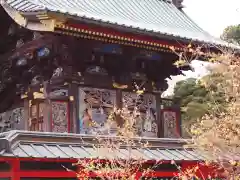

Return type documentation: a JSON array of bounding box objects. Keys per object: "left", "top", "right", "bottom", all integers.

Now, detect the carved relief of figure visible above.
[
  {"left": 0, "top": 107, "right": 24, "bottom": 132},
  {"left": 52, "top": 67, "right": 63, "bottom": 78},
  {"left": 80, "top": 108, "right": 93, "bottom": 134},
  {"left": 122, "top": 92, "right": 158, "bottom": 137},
  {"left": 51, "top": 102, "right": 68, "bottom": 133},
  {"left": 163, "top": 111, "right": 178, "bottom": 138},
  {"left": 79, "top": 88, "right": 115, "bottom": 135}
]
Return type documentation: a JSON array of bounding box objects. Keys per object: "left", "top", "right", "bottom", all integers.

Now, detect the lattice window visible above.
[
  {"left": 122, "top": 92, "right": 158, "bottom": 137},
  {"left": 29, "top": 102, "right": 44, "bottom": 131},
  {"left": 79, "top": 87, "right": 116, "bottom": 135},
  {"left": 51, "top": 101, "right": 69, "bottom": 133}
]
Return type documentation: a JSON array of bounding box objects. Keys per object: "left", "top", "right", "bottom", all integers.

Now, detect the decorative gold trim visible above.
[
  {"left": 55, "top": 24, "right": 184, "bottom": 51},
  {"left": 47, "top": 12, "right": 67, "bottom": 25},
  {"left": 54, "top": 30, "right": 172, "bottom": 53},
  {"left": 36, "top": 13, "right": 50, "bottom": 20},
  {"left": 39, "top": 19, "right": 56, "bottom": 31}
]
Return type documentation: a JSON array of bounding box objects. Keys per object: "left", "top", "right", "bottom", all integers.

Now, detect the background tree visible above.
[
  {"left": 190, "top": 55, "right": 240, "bottom": 179},
  {"left": 171, "top": 74, "right": 226, "bottom": 137},
  {"left": 171, "top": 44, "right": 240, "bottom": 179},
  {"left": 221, "top": 24, "right": 240, "bottom": 45}
]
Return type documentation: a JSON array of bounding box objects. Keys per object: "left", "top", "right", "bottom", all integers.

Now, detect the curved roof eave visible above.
[{"left": 1, "top": 0, "right": 240, "bottom": 50}]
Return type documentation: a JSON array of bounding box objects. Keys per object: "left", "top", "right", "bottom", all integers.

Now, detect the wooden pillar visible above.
[
  {"left": 116, "top": 89, "right": 123, "bottom": 127},
  {"left": 156, "top": 93, "right": 163, "bottom": 138},
  {"left": 68, "top": 83, "right": 79, "bottom": 133},
  {"left": 43, "top": 81, "right": 52, "bottom": 132},
  {"left": 11, "top": 159, "right": 20, "bottom": 180},
  {"left": 174, "top": 105, "right": 182, "bottom": 137},
  {"left": 23, "top": 99, "right": 29, "bottom": 131}
]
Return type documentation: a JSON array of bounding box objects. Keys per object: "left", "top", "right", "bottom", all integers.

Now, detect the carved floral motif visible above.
[
  {"left": 79, "top": 87, "right": 116, "bottom": 135},
  {"left": 29, "top": 103, "right": 44, "bottom": 131},
  {"left": 163, "top": 110, "right": 178, "bottom": 138},
  {"left": 122, "top": 92, "right": 158, "bottom": 137},
  {"left": 51, "top": 101, "right": 68, "bottom": 133},
  {"left": 0, "top": 107, "right": 24, "bottom": 132}
]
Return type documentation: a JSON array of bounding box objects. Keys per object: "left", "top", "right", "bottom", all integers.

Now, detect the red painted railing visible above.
[{"left": 0, "top": 157, "right": 224, "bottom": 180}]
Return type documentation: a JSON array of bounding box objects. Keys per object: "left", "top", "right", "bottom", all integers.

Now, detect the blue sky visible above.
[{"left": 164, "top": 0, "right": 240, "bottom": 96}]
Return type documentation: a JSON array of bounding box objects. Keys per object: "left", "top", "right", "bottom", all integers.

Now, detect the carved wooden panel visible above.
[
  {"left": 12, "top": 108, "right": 24, "bottom": 125},
  {"left": 51, "top": 101, "right": 69, "bottom": 133},
  {"left": 49, "top": 89, "right": 68, "bottom": 97},
  {"left": 29, "top": 104, "right": 37, "bottom": 131},
  {"left": 39, "top": 103, "right": 44, "bottom": 131},
  {"left": 30, "top": 105, "right": 37, "bottom": 118},
  {"left": 122, "top": 92, "right": 158, "bottom": 137},
  {"left": 29, "top": 102, "right": 44, "bottom": 132},
  {"left": 0, "top": 107, "right": 24, "bottom": 132},
  {"left": 79, "top": 87, "right": 116, "bottom": 135},
  {"left": 162, "top": 110, "right": 180, "bottom": 138}
]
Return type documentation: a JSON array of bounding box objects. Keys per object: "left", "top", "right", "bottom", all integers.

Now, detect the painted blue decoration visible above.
[
  {"left": 140, "top": 51, "right": 161, "bottom": 61},
  {"left": 37, "top": 47, "right": 50, "bottom": 57},
  {"left": 95, "top": 44, "right": 122, "bottom": 54}
]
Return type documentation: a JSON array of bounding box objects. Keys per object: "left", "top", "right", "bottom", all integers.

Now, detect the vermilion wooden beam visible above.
[
  {"left": 66, "top": 23, "right": 185, "bottom": 49},
  {"left": 11, "top": 159, "right": 20, "bottom": 180},
  {"left": 138, "top": 171, "right": 176, "bottom": 177},
  {"left": 18, "top": 171, "right": 77, "bottom": 178},
  {"left": 0, "top": 157, "right": 223, "bottom": 179},
  {"left": 0, "top": 172, "right": 11, "bottom": 178}
]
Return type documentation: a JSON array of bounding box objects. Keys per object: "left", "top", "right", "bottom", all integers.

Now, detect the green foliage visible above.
[
  {"left": 172, "top": 75, "right": 226, "bottom": 137},
  {"left": 173, "top": 78, "right": 208, "bottom": 121},
  {"left": 221, "top": 24, "right": 240, "bottom": 45},
  {"left": 173, "top": 78, "right": 208, "bottom": 107}
]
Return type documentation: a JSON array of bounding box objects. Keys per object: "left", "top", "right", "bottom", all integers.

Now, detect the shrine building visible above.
[{"left": 0, "top": 0, "right": 234, "bottom": 179}]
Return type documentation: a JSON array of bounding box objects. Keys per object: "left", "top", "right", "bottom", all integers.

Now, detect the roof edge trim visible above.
[
  {"left": 1, "top": 130, "right": 191, "bottom": 144},
  {"left": 1, "top": 2, "right": 55, "bottom": 32}
]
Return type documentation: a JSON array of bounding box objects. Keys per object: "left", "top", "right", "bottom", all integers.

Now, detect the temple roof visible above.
[
  {"left": 0, "top": 130, "right": 203, "bottom": 160},
  {"left": 2, "top": 0, "right": 237, "bottom": 48}
]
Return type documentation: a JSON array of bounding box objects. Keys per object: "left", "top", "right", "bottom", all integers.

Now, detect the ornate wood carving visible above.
[
  {"left": 78, "top": 87, "right": 116, "bottom": 135},
  {"left": 49, "top": 89, "right": 68, "bottom": 97},
  {"left": 0, "top": 107, "right": 24, "bottom": 132},
  {"left": 122, "top": 92, "right": 158, "bottom": 137},
  {"left": 51, "top": 101, "right": 69, "bottom": 133},
  {"left": 29, "top": 102, "right": 44, "bottom": 131},
  {"left": 0, "top": 34, "right": 57, "bottom": 113},
  {"left": 162, "top": 109, "right": 180, "bottom": 138}
]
